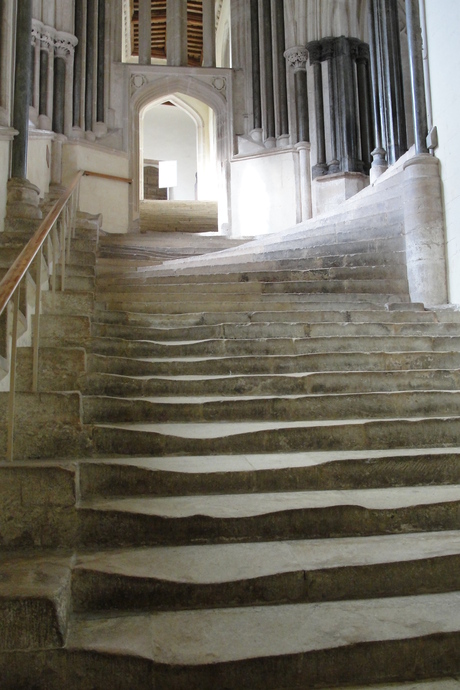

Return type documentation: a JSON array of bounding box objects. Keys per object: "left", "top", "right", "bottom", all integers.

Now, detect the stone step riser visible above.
[
  {"left": 96, "top": 280, "right": 409, "bottom": 302},
  {"left": 83, "top": 391, "right": 460, "bottom": 425},
  {"left": 91, "top": 416, "right": 460, "bottom": 457},
  {"left": 90, "top": 322, "right": 460, "bottom": 341},
  {"left": 42, "top": 291, "right": 94, "bottom": 316},
  {"left": 89, "top": 335, "right": 460, "bottom": 359},
  {"left": 80, "top": 369, "right": 460, "bottom": 398},
  {"left": 79, "top": 453, "right": 460, "bottom": 499},
  {"left": 71, "top": 552, "right": 460, "bottom": 614},
  {"left": 56, "top": 275, "right": 96, "bottom": 292},
  {"left": 78, "top": 499, "right": 460, "bottom": 548},
  {"left": 87, "top": 351, "right": 460, "bottom": 377},
  {"left": 97, "top": 265, "right": 408, "bottom": 288},
  {"left": 1, "top": 631, "right": 460, "bottom": 690},
  {"left": 92, "top": 308, "right": 443, "bottom": 328},
  {"left": 125, "top": 250, "right": 406, "bottom": 280},
  {"left": 98, "top": 296, "right": 408, "bottom": 315}
]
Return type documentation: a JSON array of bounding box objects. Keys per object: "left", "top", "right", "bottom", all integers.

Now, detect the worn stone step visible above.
[
  {"left": 69, "top": 249, "right": 96, "bottom": 267},
  {"left": 56, "top": 274, "right": 96, "bottom": 292},
  {"left": 93, "top": 306, "right": 434, "bottom": 329},
  {"left": 62, "top": 591, "right": 460, "bottom": 689},
  {"left": 0, "top": 552, "right": 72, "bottom": 651},
  {"left": 90, "top": 320, "right": 460, "bottom": 342},
  {"left": 96, "top": 280, "right": 408, "bottom": 302},
  {"left": 99, "top": 295, "right": 408, "bottom": 315},
  {"left": 71, "top": 531, "right": 460, "bottom": 613},
  {"left": 92, "top": 307, "right": 443, "bottom": 329},
  {"left": 16, "top": 346, "right": 86, "bottom": 392},
  {"left": 58, "top": 263, "right": 95, "bottom": 278},
  {"left": 87, "top": 350, "right": 460, "bottom": 377},
  {"left": 97, "top": 264, "right": 408, "bottom": 288},
  {"left": 78, "top": 449, "right": 460, "bottom": 499},
  {"left": 0, "top": 392, "right": 90, "bottom": 460},
  {"left": 78, "top": 484, "right": 460, "bottom": 548},
  {"left": 88, "top": 335, "right": 460, "bottom": 359},
  {"left": 129, "top": 249, "right": 407, "bottom": 279},
  {"left": 80, "top": 369, "right": 460, "bottom": 398},
  {"left": 82, "top": 390, "right": 460, "bottom": 425},
  {"left": 91, "top": 416, "right": 460, "bottom": 457},
  {"left": 42, "top": 290, "right": 94, "bottom": 316},
  {"left": 40, "top": 315, "right": 91, "bottom": 346}
]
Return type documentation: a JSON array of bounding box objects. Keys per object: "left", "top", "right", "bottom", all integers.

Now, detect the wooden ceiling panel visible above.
[{"left": 130, "top": 0, "right": 203, "bottom": 66}]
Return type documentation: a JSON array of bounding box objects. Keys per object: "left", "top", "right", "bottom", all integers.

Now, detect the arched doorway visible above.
[
  {"left": 140, "top": 94, "right": 217, "bottom": 203},
  {"left": 130, "top": 73, "right": 232, "bottom": 234}
]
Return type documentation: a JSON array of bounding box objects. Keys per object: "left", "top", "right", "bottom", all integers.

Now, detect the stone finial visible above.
[{"left": 284, "top": 46, "right": 309, "bottom": 72}]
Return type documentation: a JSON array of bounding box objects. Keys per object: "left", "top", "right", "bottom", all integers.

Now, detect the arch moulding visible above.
[{"left": 128, "top": 67, "right": 234, "bottom": 234}]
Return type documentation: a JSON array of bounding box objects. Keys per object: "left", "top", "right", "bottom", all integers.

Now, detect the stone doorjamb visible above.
[{"left": 128, "top": 65, "right": 233, "bottom": 234}]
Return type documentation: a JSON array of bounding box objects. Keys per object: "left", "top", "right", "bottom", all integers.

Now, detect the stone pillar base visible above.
[
  {"left": 313, "top": 172, "right": 368, "bottom": 216},
  {"left": 6, "top": 178, "right": 42, "bottom": 221},
  {"left": 403, "top": 154, "right": 447, "bottom": 306}
]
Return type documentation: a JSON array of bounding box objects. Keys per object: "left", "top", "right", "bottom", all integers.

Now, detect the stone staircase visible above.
[{"left": 2, "top": 214, "right": 460, "bottom": 688}]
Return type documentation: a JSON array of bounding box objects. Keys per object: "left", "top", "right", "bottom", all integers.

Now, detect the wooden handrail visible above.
[
  {"left": 0, "top": 170, "right": 84, "bottom": 316},
  {"left": 83, "top": 170, "right": 132, "bottom": 185}
]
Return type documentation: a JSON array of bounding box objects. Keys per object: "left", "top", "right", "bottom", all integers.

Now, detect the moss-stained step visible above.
[
  {"left": 78, "top": 449, "right": 460, "bottom": 498},
  {"left": 82, "top": 390, "right": 460, "bottom": 425},
  {"left": 91, "top": 416, "right": 460, "bottom": 457},
  {"left": 71, "top": 531, "right": 460, "bottom": 613},
  {"left": 77, "top": 484, "right": 460, "bottom": 548},
  {"left": 80, "top": 368, "right": 460, "bottom": 398}
]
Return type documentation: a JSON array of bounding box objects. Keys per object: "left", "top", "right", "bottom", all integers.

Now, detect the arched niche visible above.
[{"left": 129, "top": 72, "right": 232, "bottom": 234}]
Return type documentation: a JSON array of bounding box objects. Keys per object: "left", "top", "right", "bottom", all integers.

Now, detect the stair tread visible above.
[
  {"left": 74, "top": 531, "right": 460, "bottom": 582},
  {"left": 80, "top": 484, "right": 460, "bottom": 517},
  {"left": 94, "top": 416, "right": 460, "bottom": 437},
  {"left": 80, "top": 447, "right": 460, "bottom": 474},
  {"left": 67, "top": 591, "right": 460, "bottom": 664}
]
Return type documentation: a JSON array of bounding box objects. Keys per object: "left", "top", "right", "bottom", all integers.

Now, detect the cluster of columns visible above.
[
  {"left": 307, "top": 36, "right": 373, "bottom": 177},
  {"left": 137, "top": 0, "right": 217, "bottom": 68},
  {"left": 368, "top": 0, "right": 407, "bottom": 168},
  {"left": 251, "top": 0, "right": 289, "bottom": 147},
  {"left": 73, "top": 0, "right": 107, "bottom": 137}
]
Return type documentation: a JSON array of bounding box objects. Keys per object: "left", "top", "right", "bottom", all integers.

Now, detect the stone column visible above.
[
  {"left": 378, "top": 0, "right": 407, "bottom": 164},
  {"left": 405, "top": 0, "right": 428, "bottom": 155},
  {"left": 368, "top": 0, "right": 387, "bottom": 180},
  {"left": 250, "top": 0, "right": 262, "bottom": 132},
  {"left": 307, "top": 41, "right": 327, "bottom": 177},
  {"left": 272, "top": 0, "right": 288, "bottom": 143},
  {"left": 96, "top": 0, "right": 106, "bottom": 125},
  {"left": 356, "top": 43, "right": 373, "bottom": 172},
  {"left": 284, "top": 46, "right": 309, "bottom": 143},
  {"left": 261, "top": 0, "right": 275, "bottom": 144},
  {"left": 73, "top": 0, "right": 86, "bottom": 134},
  {"left": 336, "top": 36, "right": 360, "bottom": 173},
  {"left": 11, "top": 0, "right": 33, "bottom": 179},
  {"left": 321, "top": 39, "right": 340, "bottom": 173},
  {"left": 8, "top": 0, "right": 42, "bottom": 223},
  {"left": 31, "top": 19, "right": 42, "bottom": 118},
  {"left": 202, "top": 0, "right": 216, "bottom": 68},
  {"left": 166, "top": 0, "right": 188, "bottom": 67},
  {"left": 85, "top": 0, "right": 95, "bottom": 131},
  {"left": 138, "top": 0, "right": 151, "bottom": 66}
]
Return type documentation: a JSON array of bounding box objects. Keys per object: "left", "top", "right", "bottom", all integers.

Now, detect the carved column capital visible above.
[
  {"left": 40, "top": 25, "right": 57, "bottom": 52},
  {"left": 306, "top": 41, "right": 322, "bottom": 65},
  {"left": 54, "top": 31, "right": 78, "bottom": 61},
  {"left": 284, "top": 46, "right": 309, "bottom": 72},
  {"left": 31, "top": 19, "right": 44, "bottom": 47}
]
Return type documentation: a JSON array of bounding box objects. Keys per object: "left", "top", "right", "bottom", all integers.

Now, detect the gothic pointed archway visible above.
[{"left": 129, "top": 69, "right": 232, "bottom": 233}]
